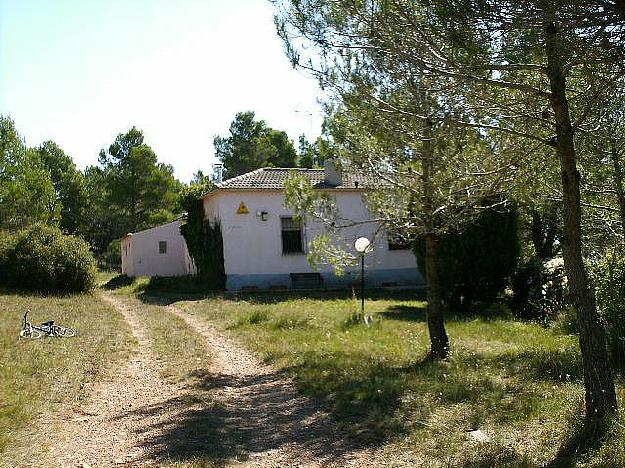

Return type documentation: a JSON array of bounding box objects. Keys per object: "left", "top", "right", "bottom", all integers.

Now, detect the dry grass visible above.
[{"left": 0, "top": 290, "right": 134, "bottom": 462}]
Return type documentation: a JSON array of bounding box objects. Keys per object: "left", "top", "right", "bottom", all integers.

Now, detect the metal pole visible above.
[{"left": 361, "top": 254, "right": 365, "bottom": 315}]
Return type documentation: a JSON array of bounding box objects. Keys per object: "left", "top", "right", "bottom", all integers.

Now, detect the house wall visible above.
[
  {"left": 120, "top": 219, "right": 193, "bottom": 277},
  {"left": 203, "top": 190, "right": 423, "bottom": 290},
  {"left": 121, "top": 236, "right": 133, "bottom": 277}
]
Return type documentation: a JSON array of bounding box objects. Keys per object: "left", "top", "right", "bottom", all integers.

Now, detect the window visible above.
[
  {"left": 387, "top": 231, "right": 411, "bottom": 250},
  {"left": 159, "top": 241, "right": 167, "bottom": 254},
  {"left": 281, "top": 217, "right": 303, "bottom": 254}
]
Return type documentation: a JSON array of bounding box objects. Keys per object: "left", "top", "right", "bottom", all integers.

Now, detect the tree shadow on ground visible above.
[
  {"left": 102, "top": 274, "right": 134, "bottom": 290},
  {"left": 123, "top": 367, "right": 374, "bottom": 466},
  {"left": 124, "top": 347, "right": 597, "bottom": 467},
  {"left": 379, "top": 304, "right": 427, "bottom": 322},
  {"left": 132, "top": 282, "right": 426, "bottom": 307},
  {"left": 545, "top": 417, "right": 612, "bottom": 468}
]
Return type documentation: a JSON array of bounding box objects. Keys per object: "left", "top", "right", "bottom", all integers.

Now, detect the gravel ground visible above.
[
  {"left": 25, "top": 294, "right": 374, "bottom": 468},
  {"left": 163, "top": 301, "right": 371, "bottom": 467}
]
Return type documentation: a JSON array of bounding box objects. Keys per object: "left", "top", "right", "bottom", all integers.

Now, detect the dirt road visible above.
[{"left": 31, "top": 293, "right": 370, "bottom": 467}]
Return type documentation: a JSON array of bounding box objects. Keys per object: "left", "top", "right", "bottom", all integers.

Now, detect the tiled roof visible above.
[{"left": 213, "top": 168, "right": 366, "bottom": 191}]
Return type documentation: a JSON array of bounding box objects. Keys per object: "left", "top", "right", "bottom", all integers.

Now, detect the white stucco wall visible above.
[
  {"left": 121, "top": 236, "right": 134, "bottom": 276},
  {"left": 120, "top": 219, "right": 195, "bottom": 277},
  {"left": 203, "top": 189, "right": 421, "bottom": 289}
]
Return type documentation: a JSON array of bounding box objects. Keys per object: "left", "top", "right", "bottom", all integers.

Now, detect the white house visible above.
[
  {"left": 120, "top": 217, "right": 196, "bottom": 277},
  {"left": 201, "top": 163, "right": 424, "bottom": 291}
]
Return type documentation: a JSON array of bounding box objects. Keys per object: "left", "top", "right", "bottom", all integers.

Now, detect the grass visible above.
[
  {"left": 157, "top": 291, "right": 625, "bottom": 467},
  {"left": 115, "top": 294, "right": 212, "bottom": 383},
  {"left": 0, "top": 289, "right": 134, "bottom": 462}
]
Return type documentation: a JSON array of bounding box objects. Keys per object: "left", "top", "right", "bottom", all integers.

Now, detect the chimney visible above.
[
  {"left": 212, "top": 163, "right": 224, "bottom": 184},
  {"left": 324, "top": 159, "right": 342, "bottom": 186}
]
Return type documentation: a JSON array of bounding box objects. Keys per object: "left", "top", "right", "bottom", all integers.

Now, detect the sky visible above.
[{"left": 0, "top": 0, "right": 325, "bottom": 181}]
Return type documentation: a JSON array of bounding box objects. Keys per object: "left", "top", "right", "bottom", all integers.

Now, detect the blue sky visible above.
[{"left": 0, "top": 0, "right": 324, "bottom": 181}]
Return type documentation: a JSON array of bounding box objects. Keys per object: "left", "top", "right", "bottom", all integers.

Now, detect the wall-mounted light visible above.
[{"left": 256, "top": 211, "right": 268, "bottom": 221}]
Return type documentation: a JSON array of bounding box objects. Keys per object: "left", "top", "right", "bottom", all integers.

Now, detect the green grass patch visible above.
[
  {"left": 164, "top": 292, "right": 625, "bottom": 466},
  {"left": 0, "top": 290, "right": 133, "bottom": 458},
  {"left": 115, "top": 294, "right": 211, "bottom": 382}
]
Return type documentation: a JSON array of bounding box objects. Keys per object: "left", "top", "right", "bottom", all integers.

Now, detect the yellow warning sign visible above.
[{"left": 236, "top": 202, "right": 249, "bottom": 214}]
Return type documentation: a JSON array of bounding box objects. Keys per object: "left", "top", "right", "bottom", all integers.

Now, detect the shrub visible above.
[
  {"left": 414, "top": 198, "right": 520, "bottom": 310},
  {"left": 593, "top": 248, "right": 625, "bottom": 372},
  {"left": 1, "top": 224, "right": 96, "bottom": 293},
  {"left": 0, "top": 231, "right": 16, "bottom": 285},
  {"left": 511, "top": 256, "right": 567, "bottom": 321}
]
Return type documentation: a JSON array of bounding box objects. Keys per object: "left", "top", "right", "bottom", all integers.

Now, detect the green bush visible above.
[
  {"left": 414, "top": 199, "right": 520, "bottom": 310},
  {"left": 511, "top": 256, "right": 567, "bottom": 321},
  {"left": 0, "top": 231, "right": 16, "bottom": 285},
  {"left": 1, "top": 224, "right": 96, "bottom": 293},
  {"left": 593, "top": 248, "right": 625, "bottom": 372}
]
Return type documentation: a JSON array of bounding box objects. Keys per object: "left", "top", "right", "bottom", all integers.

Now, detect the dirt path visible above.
[
  {"left": 34, "top": 293, "right": 190, "bottom": 467},
  {"left": 161, "top": 301, "right": 370, "bottom": 467},
  {"left": 31, "top": 293, "right": 371, "bottom": 468}
]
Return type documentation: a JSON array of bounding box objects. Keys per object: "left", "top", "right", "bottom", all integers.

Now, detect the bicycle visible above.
[{"left": 20, "top": 310, "right": 76, "bottom": 339}]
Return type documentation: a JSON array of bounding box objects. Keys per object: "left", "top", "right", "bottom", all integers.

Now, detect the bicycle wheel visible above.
[
  {"left": 59, "top": 327, "right": 76, "bottom": 337},
  {"left": 54, "top": 326, "right": 76, "bottom": 337},
  {"left": 20, "top": 328, "right": 43, "bottom": 339}
]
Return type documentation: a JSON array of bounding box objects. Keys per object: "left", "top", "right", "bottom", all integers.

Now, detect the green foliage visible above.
[
  {"left": 511, "top": 256, "right": 567, "bottom": 321},
  {"left": 178, "top": 180, "right": 214, "bottom": 214},
  {"left": 190, "top": 169, "right": 214, "bottom": 187},
  {"left": 85, "top": 127, "right": 183, "bottom": 256},
  {"left": 297, "top": 134, "right": 327, "bottom": 168},
  {"left": 179, "top": 198, "right": 225, "bottom": 290},
  {"left": 35, "top": 141, "right": 89, "bottom": 235},
  {"left": 214, "top": 111, "right": 298, "bottom": 177},
  {"left": 0, "top": 224, "right": 96, "bottom": 293},
  {"left": 594, "top": 248, "right": 625, "bottom": 372},
  {"left": 551, "top": 306, "right": 579, "bottom": 336},
  {"left": 101, "top": 238, "right": 122, "bottom": 270},
  {"left": 0, "top": 230, "right": 16, "bottom": 286},
  {"left": 0, "top": 116, "right": 59, "bottom": 229},
  {"left": 415, "top": 200, "right": 520, "bottom": 308}
]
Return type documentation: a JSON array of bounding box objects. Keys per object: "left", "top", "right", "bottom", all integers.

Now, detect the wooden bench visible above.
[{"left": 290, "top": 272, "right": 325, "bottom": 290}]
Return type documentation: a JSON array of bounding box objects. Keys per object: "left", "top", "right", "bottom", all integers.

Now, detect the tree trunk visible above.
[
  {"left": 611, "top": 144, "right": 625, "bottom": 239},
  {"left": 531, "top": 208, "right": 558, "bottom": 259},
  {"left": 544, "top": 17, "right": 617, "bottom": 419},
  {"left": 421, "top": 113, "right": 449, "bottom": 359},
  {"left": 424, "top": 232, "right": 449, "bottom": 358}
]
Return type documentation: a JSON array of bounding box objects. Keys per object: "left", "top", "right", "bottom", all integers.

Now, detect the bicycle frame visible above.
[{"left": 21, "top": 309, "right": 74, "bottom": 338}]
